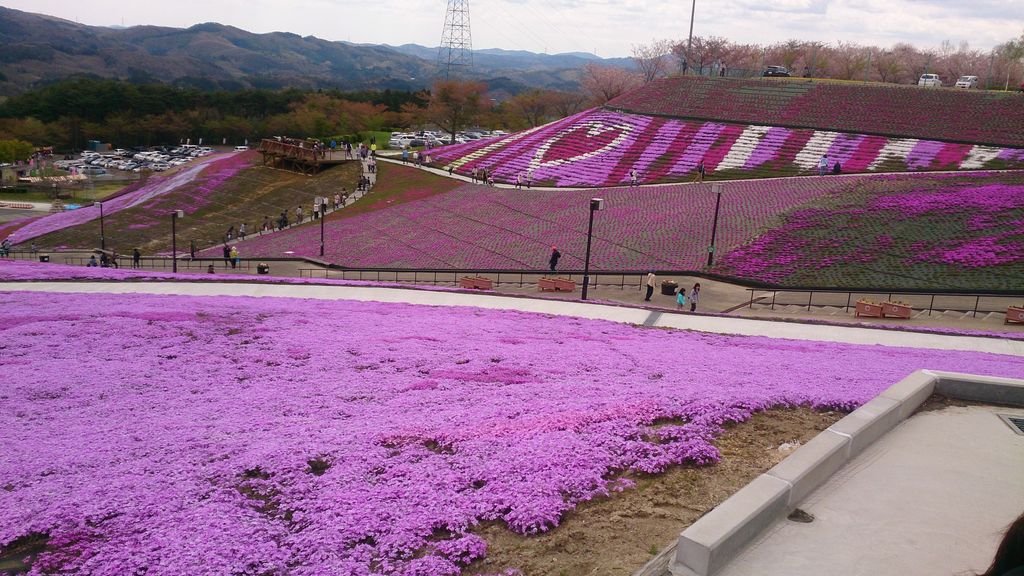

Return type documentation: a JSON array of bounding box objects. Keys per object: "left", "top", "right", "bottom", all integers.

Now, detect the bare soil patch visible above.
[{"left": 466, "top": 407, "right": 842, "bottom": 576}]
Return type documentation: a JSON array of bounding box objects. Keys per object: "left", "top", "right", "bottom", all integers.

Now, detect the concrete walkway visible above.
[
  {"left": 716, "top": 404, "right": 1024, "bottom": 576},
  {"left": 3, "top": 281, "right": 1022, "bottom": 357}
]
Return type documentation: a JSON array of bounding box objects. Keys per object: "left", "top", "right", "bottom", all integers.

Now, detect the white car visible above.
[
  {"left": 955, "top": 75, "right": 978, "bottom": 89},
  {"left": 918, "top": 74, "right": 942, "bottom": 87},
  {"left": 234, "top": 146, "right": 249, "bottom": 151}
]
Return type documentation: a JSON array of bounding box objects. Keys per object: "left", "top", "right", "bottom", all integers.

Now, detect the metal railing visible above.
[
  {"left": 298, "top": 268, "right": 645, "bottom": 290},
  {"left": 747, "top": 288, "right": 1021, "bottom": 318}
]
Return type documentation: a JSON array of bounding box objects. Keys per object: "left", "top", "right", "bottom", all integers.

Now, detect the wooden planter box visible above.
[
  {"left": 553, "top": 278, "right": 576, "bottom": 292},
  {"left": 459, "top": 276, "right": 493, "bottom": 290},
  {"left": 1007, "top": 306, "right": 1024, "bottom": 324},
  {"left": 854, "top": 301, "right": 883, "bottom": 318},
  {"left": 538, "top": 277, "right": 558, "bottom": 292},
  {"left": 881, "top": 302, "right": 913, "bottom": 319}
]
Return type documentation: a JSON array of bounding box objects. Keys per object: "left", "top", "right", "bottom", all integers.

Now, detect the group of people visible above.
[
  {"left": 400, "top": 149, "right": 432, "bottom": 166},
  {"left": 470, "top": 167, "right": 495, "bottom": 186},
  {"left": 645, "top": 272, "right": 702, "bottom": 312},
  {"left": 818, "top": 154, "right": 842, "bottom": 176},
  {"left": 86, "top": 248, "right": 143, "bottom": 269},
  {"left": 514, "top": 170, "right": 535, "bottom": 189}
]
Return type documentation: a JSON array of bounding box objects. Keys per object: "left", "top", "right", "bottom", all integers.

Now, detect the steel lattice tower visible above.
[{"left": 438, "top": 0, "right": 473, "bottom": 79}]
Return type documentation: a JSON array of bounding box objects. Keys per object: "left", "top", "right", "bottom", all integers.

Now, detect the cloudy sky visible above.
[{"left": 3, "top": 0, "right": 1021, "bottom": 57}]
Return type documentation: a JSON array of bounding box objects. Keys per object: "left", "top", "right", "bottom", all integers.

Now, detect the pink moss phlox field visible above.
[
  {"left": 2, "top": 153, "right": 242, "bottom": 245},
  {"left": 427, "top": 107, "right": 1024, "bottom": 187},
  {"left": 605, "top": 76, "right": 1024, "bottom": 148},
  {"left": 2, "top": 291, "right": 1023, "bottom": 575}
]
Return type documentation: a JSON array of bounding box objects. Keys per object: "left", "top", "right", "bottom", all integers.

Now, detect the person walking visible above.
[
  {"left": 676, "top": 287, "right": 687, "bottom": 309},
  {"left": 333, "top": 193, "right": 341, "bottom": 210},
  {"left": 818, "top": 155, "right": 829, "bottom": 176},
  {"left": 630, "top": 168, "right": 639, "bottom": 187},
  {"left": 226, "top": 225, "right": 235, "bottom": 241},
  {"left": 229, "top": 245, "right": 239, "bottom": 269},
  {"left": 295, "top": 205, "right": 304, "bottom": 225},
  {"left": 222, "top": 244, "right": 231, "bottom": 266},
  {"left": 694, "top": 160, "right": 706, "bottom": 183},
  {"left": 132, "top": 248, "right": 141, "bottom": 269},
  {"left": 515, "top": 173, "right": 523, "bottom": 189},
  {"left": 548, "top": 246, "right": 561, "bottom": 272},
  {"left": 238, "top": 222, "right": 246, "bottom": 240},
  {"left": 644, "top": 272, "right": 656, "bottom": 301},
  {"left": 689, "top": 282, "right": 701, "bottom": 312},
  {"left": 190, "top": 240, "right": 196, "bottom": 260},
  {"left": 262, "top": 216, "right": 271, "bottom": 234},
  {"left": 110, "top": 252, "right": 119, "bottom": 269}
]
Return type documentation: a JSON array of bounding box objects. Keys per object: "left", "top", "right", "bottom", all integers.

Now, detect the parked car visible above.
[
  {"left": 762, "top": 66, "right": 790, "bottom": 77},
  {"left": 918, "top": 73, "right": 942, "bottom": 87},
  {"left": 954, "top": 75, "right": 979, "bottom": 89},
  {"left": 234, "top": 146, "right": 249, "bottom": 151},
  {"left": 79, "top": 166, "right": 107, "bottom": 175}
]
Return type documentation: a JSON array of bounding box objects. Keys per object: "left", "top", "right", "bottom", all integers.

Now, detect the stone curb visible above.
[{"left": 668, "top": 370, "right": 1024, "bottom": 576}]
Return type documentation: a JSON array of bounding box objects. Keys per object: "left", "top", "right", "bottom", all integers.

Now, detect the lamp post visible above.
[
  {"left": 97, "top": 201, "right": 106, "bottom": 251},
  {"left": 686, "top": 0, "right": 696, "bottom": 75},
  {"left": 319, "top": 199, "right": 326, "bottom": 257},
  {"left": 581, "top": 198, "right": 604, "bottom": 301},
  {"left": 707, "top": 183, "right": 722, "bottom": 267},
  {"left": 171, "top": 210, "right": 184, "bottom": 273}
]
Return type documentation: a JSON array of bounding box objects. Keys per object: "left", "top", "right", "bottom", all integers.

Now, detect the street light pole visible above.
[
  {"left": 707, "top": 183, "right": 722, "bottom": 267},
  {"left": 171, "top": 210, "right": 183, "bottom": 273},
  {"left": 319, "top": 199, "right": 326, "bottom": 257},
  {"left": 97, "top": 201, "right": 106, "bottom": 251},
  {"left": 581, "top": 198, "right": 604, "bottom": 301},
  {"left": 686, "top": 0, "right": 696, "bottom": 75}
]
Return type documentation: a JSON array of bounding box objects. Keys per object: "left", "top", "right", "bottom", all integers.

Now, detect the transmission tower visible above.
[{"left": 438, "top": 0, "right": 473, "bottom": 79}]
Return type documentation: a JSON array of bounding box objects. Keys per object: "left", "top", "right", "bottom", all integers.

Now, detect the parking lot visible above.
[{"left": 53, "top": 144, "right": 218, "bottom": 176}]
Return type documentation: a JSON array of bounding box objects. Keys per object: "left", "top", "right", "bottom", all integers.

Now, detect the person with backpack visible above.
[{"left": 548, "top": 246, "right": 561, "bottom": 272}]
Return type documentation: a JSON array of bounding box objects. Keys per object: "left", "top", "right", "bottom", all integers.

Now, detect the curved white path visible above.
[{"left": 4, "top": 280, "right": 1023, "bottom": 358}]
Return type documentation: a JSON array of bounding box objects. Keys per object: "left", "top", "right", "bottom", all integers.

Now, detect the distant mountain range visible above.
[{"left": 0, "top": 7, "right": 634, "bottom": 97}]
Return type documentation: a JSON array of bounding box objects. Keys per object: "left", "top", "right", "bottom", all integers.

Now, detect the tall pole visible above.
[
  {"left": 98, "top": 202, "right": 106, "bottom": 251},
  {"left": 171, "top": 212, "right": 178, "bottom": 273},
  {"left": 582, "top": 198, "right": 603, "bottom": 301},
  {"left": 707, "top": 184, "right": 722, "bottom": 267},
  {"left": 686, "top": 0, "right": 696, "bottom": 75},
  {"left": 319, "top": 201, "right": 325, "bottom": 257}
]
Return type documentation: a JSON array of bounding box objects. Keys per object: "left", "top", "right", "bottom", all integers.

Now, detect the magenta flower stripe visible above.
[{"left": 429, "top": 109, "right": 1024, "bottom": 187}]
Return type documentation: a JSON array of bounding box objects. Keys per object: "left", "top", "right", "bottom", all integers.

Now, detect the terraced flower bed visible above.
[
  {"left": 230, "top": 174, "right": 854, "bottom": 270},
  {"left": 714, "top": 171, "right": 1024, "bottom": 289},
  {"left": 606, "top": 76, "right": 1024, "bottom": 148},
  {"left": 2, "top": 290, "right": 1021, "bottom": 574},
  {"left": 0, "top": 154, "right": 244, "bottom": 244},
  {"left": 428, "top": 108, "right": 1024, "bottom": 187},
  {"left": 6, "top": 156, "right": 362, "bottom": 255}
]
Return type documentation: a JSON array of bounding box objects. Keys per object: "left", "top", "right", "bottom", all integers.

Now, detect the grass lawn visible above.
[
  {"left": 330, "top": 162, "right": 463, "bottom": 220},
  {"left": 0, "top": 181, "right": 133, "bottom": 203},
  {"left": 29, "top": 160, "right": 362, "bottom": 254}
]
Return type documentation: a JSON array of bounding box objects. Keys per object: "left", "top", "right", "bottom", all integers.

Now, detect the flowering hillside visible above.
[
  {"left": 607, "top": 76, "right": 1024, "bottom": 148},
  {"left": 714, "top": 172, "right": 1024, "bottom": 289},
  {"left": 428, "top": 108, "right": 1024, "bottom": 187},
  {"left": 0, "top": 153, "right": 243, "bottom": 244},
  {"left": 2, "top": 290, "right": 1022, "bottom": 575},
  {"left": 230, "top": 175, "right": 853, "bottom": 270}
]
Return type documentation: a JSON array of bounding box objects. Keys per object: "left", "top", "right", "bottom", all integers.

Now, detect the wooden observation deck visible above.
[{"left": 258, "top": 139, "right": 348, "bottom": 175}]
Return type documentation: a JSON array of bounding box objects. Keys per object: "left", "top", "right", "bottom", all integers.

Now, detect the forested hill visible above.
[{"left": 0, "top": 7, "right": 614, "bottom": 97}]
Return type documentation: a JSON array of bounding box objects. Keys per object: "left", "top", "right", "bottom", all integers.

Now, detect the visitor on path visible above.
[
  {"left": 818, "top": 155, "right": 829, "bottom": 176},
  {"left": 222, "top": 244, "right": 231, "bottom": 266},
  {"left": 262, "top": 216, "right": 271, "bottom": 234},
  {"left": 644, "top": 272, "right": 656, "bottom": 301},
  {"left": 132, "top": 248, "right": 141, "bottom": 269},
  {"left": 110, "top": 252, "right": 119, "bottom": 269},
  {"left": 333, "top": 193, "right": 341, "bottom": 210},
  {"left": 313, "top": 198, "right": 321, "bottom": 219},
  {"left": 832, "top": 161, "right": 842, "bottom": 175},
  {"left": 341, "top": 188, "right": 349, "bottom": 205},
  {"left": 226, "top": 225, "right": 235, "bottom": 241},
  {"left": 402, "top": 148, "right": 409, "bottom": 164},
  {"left": 229, "top": 245, "right": 239, "bottom": 269},
  {"left": 190, "top": 240, "right": 197, "bottom": 260},
  {"left": 526, "top": 169, "right": 533, "bottom": 189},
  {"left": 630, "top": 169, "right": 639, "bottom": 187},
  {"left": 30, "top": 242, "right": 37, "bottom": 255},
  {"left": 100, "top": 252, "right": 109, "bottom": 267},
  {"left": 87, "top": 255, "right": 98, "bottom": 267},
  {"left": 694, "top": 160, "right": 706, "bottom": 183},
  {"left": 676, "top": 287, "right": 687, "bottom": 309},
  {"left": 689, "top": 283, "right": 701, "bottom": 312},
  {"left": 238, "top": 223, "right": 246, "bottom": 240},
  {"left": 295, "top": 206, "right": 304, "bottom": 225},
  {"left": 548, "top": 246, "right": 561, "bottom": 272}
]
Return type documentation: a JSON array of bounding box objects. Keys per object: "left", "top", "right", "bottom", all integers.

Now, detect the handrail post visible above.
[
  {"left": 771, "top": 291, "right": 776, "bottom": 310},
  {"left": 929, "top": 294, "right": 934, "bottom": 316},
  {"left": 749, "top": 290, "right": 754, "bottom": 309},
  {"left": 808, "top": 291, "right": 813, "bottom": 311},
  {"left": 845, "top": 292, "right": 851, "bottom": 313},
  {"left": 974, "top": 295, "right": 980, "bottom": 318}
]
